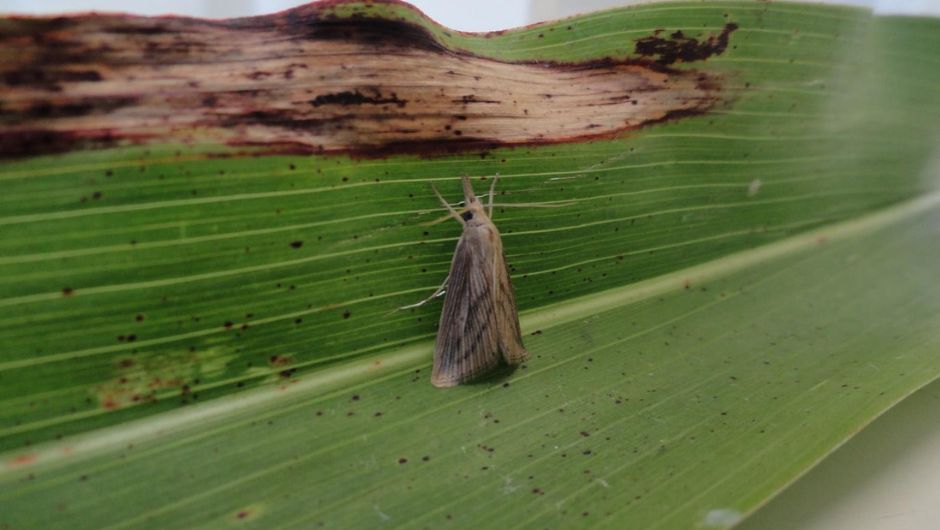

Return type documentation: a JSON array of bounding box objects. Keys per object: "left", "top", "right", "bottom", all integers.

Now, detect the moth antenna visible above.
[
  {"left": 431, "top": 184, "right": 465, "bottom": 225},
  {"left": 421, "top": 208, "right": 469, "bottom": 227},
  {"left": 487, "top": 174, "right": 499, "bottom": 218}
]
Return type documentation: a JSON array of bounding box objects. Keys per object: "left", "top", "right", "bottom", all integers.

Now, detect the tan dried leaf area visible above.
[{"left": 0, "top": 1, "right": 737, "bottom": 158}]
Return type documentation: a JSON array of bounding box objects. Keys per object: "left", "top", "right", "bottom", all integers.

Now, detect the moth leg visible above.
[
  {"left": 487, "top": 174, "right": 499, "bottom": 218},
  {"left": 397, "top": 275, "right": 449, "bottom": 310},
  {"left": 431, "top": 184, "right": 465, "bottom": 226}
]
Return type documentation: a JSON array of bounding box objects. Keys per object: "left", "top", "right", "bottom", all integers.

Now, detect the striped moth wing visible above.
[{"left": 431, "top": 181, "right": 528, "bottom": 387}]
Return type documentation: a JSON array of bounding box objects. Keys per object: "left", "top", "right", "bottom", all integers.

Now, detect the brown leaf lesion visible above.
[
  {"left": 634, "top": 23, "right": 739, "bottom": 65},
  {"left": 0, "top": 2, "right": 737, "bottom": 158}
]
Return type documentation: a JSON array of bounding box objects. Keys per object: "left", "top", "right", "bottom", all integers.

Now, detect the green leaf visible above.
[{"left": 2, "top": 1, "right": 940, "bottom": 528}]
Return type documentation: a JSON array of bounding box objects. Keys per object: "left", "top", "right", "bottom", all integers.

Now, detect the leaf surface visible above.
[{"left": 1, "top": 2, "right": 939, "bottom": 528}]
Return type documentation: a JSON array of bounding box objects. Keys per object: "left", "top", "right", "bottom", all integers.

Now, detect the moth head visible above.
[{"left": 461, "top": 175, "right": 488, "bottom": 221}]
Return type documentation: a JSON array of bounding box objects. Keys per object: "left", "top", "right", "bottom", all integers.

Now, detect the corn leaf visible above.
[{"left": 1, "top": 1, "right": 939, "bottom": 528}]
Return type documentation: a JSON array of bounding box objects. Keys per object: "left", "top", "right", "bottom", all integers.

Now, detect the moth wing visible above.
[
  {"left": 431, "top": 232, "right": 502, "bottom": 387},
  {"left": 494, "top": 251, "right": 529, "bottom": 364}
]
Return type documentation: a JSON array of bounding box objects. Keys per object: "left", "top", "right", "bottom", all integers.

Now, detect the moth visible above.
[{"left": 414, "top": 175, "right": 529, "bottom": 387}]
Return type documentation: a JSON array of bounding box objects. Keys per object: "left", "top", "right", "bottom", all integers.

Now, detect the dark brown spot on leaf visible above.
[
  {"left": 310, "top": 89, "right": 406, "bottom": 108},
  {"left": 634, "top": 23, "right": 738, "bottom": 65}
]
